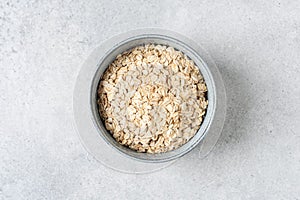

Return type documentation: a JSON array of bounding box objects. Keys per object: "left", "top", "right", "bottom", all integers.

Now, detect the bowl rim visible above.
[{"left": 89, "top": 29, "right": 217, "bottom": 163}]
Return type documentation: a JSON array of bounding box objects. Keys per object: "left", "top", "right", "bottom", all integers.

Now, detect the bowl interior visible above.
[{"left": 90, "top": 34, "right": 216, "bottom": 162}]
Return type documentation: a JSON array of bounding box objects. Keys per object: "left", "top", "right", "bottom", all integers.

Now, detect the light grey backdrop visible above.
[{"left": 1, "top": 0, "right": 299, "bottom": 199}]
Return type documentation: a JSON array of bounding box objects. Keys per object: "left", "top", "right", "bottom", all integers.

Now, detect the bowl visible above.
[{"left": 89, "top": 29, "right": 217, "bottom": 163}]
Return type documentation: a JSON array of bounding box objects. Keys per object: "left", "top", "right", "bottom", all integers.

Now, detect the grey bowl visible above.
[{"left": 90, "top": 29, "right": 217, "bottom": 163}]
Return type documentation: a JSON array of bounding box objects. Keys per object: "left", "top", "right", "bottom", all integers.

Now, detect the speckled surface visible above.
[{"left": 1, "top": 0, "right": 300, "bottom": 199}]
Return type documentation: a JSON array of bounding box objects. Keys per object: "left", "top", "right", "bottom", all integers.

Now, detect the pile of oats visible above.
[{"left": 97, "top": 44, "right": 208, "bottom": 153}]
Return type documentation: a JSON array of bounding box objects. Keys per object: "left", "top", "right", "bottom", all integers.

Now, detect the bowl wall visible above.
[{"left": 90, "top": 32, "right": 216, "bottom": 162}]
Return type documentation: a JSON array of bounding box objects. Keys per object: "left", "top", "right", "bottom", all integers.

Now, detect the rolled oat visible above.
[{"left": 97, "top": 44, "right": 208, "bottom": 153}]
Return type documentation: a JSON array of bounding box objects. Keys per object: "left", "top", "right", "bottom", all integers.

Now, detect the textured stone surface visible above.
[{"left": 1, "top": 0, "right": 300, "bottom": 199}]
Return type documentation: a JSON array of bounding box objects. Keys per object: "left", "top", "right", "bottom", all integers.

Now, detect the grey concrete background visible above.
[{"left": 1, "top": 0, "right": 300, "bottom": 199}]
